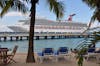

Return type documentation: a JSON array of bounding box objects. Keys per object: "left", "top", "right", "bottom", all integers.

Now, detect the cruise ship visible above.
[
  {"left": 0, "top": 18, "right": 88, "bottom": 41},
  {"left": 9, "top": 18, "right": 87, "bottom": 34},
  {"left": 0, "top": 17, "right": 88, "bottom": 35}
]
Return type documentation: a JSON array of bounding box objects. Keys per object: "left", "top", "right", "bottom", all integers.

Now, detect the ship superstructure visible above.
[{"left": 14, "top": 18, "right": 87, "bottom": 34}]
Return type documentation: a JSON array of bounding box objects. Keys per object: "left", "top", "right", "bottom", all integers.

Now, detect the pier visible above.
[
  {"left": 0, "top": 32, "right": 88, "bottom": 41},
  {"left": 0, "top": 18, "right": 94, "bottom": 41}
]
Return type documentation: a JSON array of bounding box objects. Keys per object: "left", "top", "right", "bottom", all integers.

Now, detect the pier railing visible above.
[
  {"left": 0, "top": 32, "right": 88, "bottom": 41},
  {"left": 0, "top": 32, "right": 88, "bottom": 37},
  {"left": 0, "top": 32, "right": 29, "bottom": 37}
]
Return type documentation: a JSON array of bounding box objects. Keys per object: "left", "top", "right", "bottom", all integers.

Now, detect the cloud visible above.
[
  {"left": 5, "top": 12, "right": 30, "bottom": 17},
  {"left": 4, "top": 11, "right": 47, "bottom": 19}
]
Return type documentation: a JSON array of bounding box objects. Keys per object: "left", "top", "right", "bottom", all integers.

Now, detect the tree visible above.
[
  {"left": 0, "top": 0, "right": 65, "bottom": 63},
  {"left": 82, "top": 0, "right": 100, "bottom": 27},
  {"left": 82, "top": 0, "right": 100, "bottom": 53},
  {"left": 77, "top": 1, "right": 100, "bottom": 66},
  {"left": 82, "top": 0, "right": 100, "bottom": 47},
  {"left": 81, "top": 0, "right": 100, "bottom": 34},
  {"left": 0, "top": 0, "right": 28, "bottom": 17},
  {"left": 91, "top": 31, "right": 100, "bottom": 44}
]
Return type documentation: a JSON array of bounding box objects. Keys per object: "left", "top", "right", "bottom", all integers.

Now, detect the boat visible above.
[
  {"left": 10, "top": 18, "right": 87, "bottom": 34},
  {"left": 0, "top": 18, "right": 88, "bottom": 41}
]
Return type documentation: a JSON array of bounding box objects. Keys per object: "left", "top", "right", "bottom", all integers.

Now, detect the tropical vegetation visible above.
[
  {"left": 0, "top": 0, "right": 100, "bottom": 65},
  {"left": 0, "top": 0, "right": 65, "bottom": 63},
  {"left": 77, "top": 0, "right": 100, "bottom": 66},
  {"left": 82, "top": 0, "right": 100, "bottom": 28}
]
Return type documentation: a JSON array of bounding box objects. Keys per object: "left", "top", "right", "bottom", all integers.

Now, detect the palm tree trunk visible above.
[{"left": 26, "top": 0, "right": 36, "bottom": 63}]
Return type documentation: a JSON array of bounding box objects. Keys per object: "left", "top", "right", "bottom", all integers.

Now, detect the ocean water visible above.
[{"left": 0, "top": 38, "right": 99, "bottom": 53}]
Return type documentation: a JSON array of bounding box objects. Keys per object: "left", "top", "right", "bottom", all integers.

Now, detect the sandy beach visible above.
[{"left": 0, "top": 53, "right": 99, "bottom": 66}]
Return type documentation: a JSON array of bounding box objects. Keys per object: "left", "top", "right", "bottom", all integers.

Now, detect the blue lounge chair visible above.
[
  {"left": 88, "top": 48, "right": 95, "bottom": 53},
  {"left": 84, "top": 48, "right": 96, "bottom": 60},
  {"left": 42, "top": 48, "right": 54, "bottom": 56},
  {"left": 56, "top": 47, "right": 69, "bottom": 61},
  {"left": 38, "top": 48, "right": 56, "bottom": 63},
  {"left": 57, "top": 47, "right": 68, "bottom": 54}
]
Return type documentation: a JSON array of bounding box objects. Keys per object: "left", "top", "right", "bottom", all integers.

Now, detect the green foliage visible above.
[
  {"left": 76, "top": 31, "right": 100, "bottom": 66},
  {"left": 92, "top": 31, "right": 100, "bottom": 44},
  {"left": 47, "top": 0, "right": 64, "bottom": 20},
  {"left": 82, "top": 0, "right": 99, "bottom": 9},
  {"left": 82, "top": 0, "right": 100, "bottom": 22},
  {"left": 76, "top": 48, "right": 87, "bottom": 66},
  {"left": 0, "top": 1, "right": 3, "bottom": 8},
  {"left": 0, "top": 0, "right": 13, "bottom": 17},
  {"left": 0, "top": 0, "right": 28, "bottom": 17},
  {"left": 0, "top": 0, "right": 65, "bottom": 63},
  {"left": 77, "top": 56, "right": 83, "bottom": 66}
]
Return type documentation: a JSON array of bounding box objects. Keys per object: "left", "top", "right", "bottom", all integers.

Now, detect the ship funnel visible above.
[{"left": 68, "top": 14, "right": 76, "bottom": 21}]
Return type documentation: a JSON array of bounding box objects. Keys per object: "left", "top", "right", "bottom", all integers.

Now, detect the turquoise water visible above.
[{"left": 0, "top": 38, "right": 99, "bottom": 53}]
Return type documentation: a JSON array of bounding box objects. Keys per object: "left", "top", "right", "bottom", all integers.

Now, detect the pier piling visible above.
[
  {"left": 10, "top": 37, "right": 13, "bottom": 41},
  {"left": 20, "top": 36, "right": 22, "bottom": 40},
  {"left": 51, "top": 36, "right": 55, "bottom": 39},
  {"left": 0, "top": 37, "right": 1, "bottom": 42},
  {"left": 44, "top": 36, "right": 47, "bottom": 39},
  {"left": 26, "top": 36, "right": 29, "bottom": 40},
  {"left": 16, "top": 36, "right": 19, "bottom": 41},
  {"left": 4, "top": 37, "right": 7, "bottom": 41},
  {"left": 36, "top": 36, "right": 39, "bottom": 40}
]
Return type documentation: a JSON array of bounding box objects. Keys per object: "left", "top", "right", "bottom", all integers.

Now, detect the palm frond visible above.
[
  {"left": 0, "top": 0, "right": 13, "bottom": 17},
  {"left": 11, "top": 0, "right": 28, "bottom": 12},
  {"left": 0, "top": 0, "right": 28, "bottom": 17},
  {"left": 82, "top": 21, "right": 92, "bottom": 34},
  {"left": 0, "top": 0, "right": 9, "bottom": 8},
  {"left": 0, "top": 1, "right": 3, "bottom": 8},
  {"left": 92, "top": 31, "right": 100, "bottom": 44},
  {"left": 47, "top": 0, "right": 65, "bottom": 20},
  {"left": 91, "top": 9, "right": 100, "bottom": 22},
  {"left": 82, "top": 0, "right": 100, "bottom": 22},
  {"left": 82, "top": 0, "right": 99, "bottom": 9}
]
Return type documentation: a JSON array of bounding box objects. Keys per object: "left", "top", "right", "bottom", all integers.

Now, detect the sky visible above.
[{"left": 0, "top": 0, "right": 99, "bottom": 27}]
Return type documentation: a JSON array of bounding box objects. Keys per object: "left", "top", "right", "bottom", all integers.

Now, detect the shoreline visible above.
[
  {"left": 9, "top": 53, "right": 99, "bottom": 66},
  {"left": 0, "top": 53, "right": 99, "bottom": 66}
]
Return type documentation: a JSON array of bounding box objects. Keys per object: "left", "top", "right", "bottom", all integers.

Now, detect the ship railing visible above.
[{"left": 0, "top": 32, "right": 29, "bottom": 36}]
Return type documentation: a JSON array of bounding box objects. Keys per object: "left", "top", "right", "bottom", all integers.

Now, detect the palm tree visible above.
[
  {"left": 91, "top": 31, "right": 100, "bottom": 44},
  {"left": 77, "top": 1, "right": 100, "bottom": 65},
  {"left": 82, "top": 0, "right": 100, "bottom": 26},
  {"left": 82, "top": 0, "right": 100, "bottom": 53},
  {"left": 0, "top": 1, "right": 3, "bottom": 8},
  {"left": 27, "top": 0, "right": 64, "bottom": 62},
  {"left": 0, "top": 0, "right": 28, "bottom": 17},
  {"left": 81, "top": 0, "right": 100, "bottom": 34},
  {"left": 0, "top": 0, "right": 64, "bottom": 62}
]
